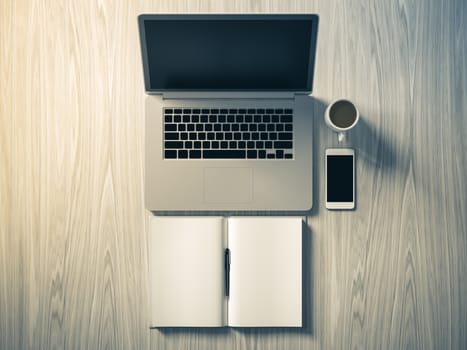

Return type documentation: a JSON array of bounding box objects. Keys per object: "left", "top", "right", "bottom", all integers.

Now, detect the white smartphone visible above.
[{"left": 325, "top": 148, "right": 355, "bottom": 210}]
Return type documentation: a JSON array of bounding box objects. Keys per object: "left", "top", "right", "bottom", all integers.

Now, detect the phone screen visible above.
[{"left": 326, "top": 155, "right": 354, "bottom": 202}]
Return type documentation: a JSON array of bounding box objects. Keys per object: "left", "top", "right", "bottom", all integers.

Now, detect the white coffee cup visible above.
[{"left": 324, "top": 99, "right": 359, "bottom": 142}]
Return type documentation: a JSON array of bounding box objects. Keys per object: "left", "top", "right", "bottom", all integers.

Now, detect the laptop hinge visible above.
[{"left": 161, "top": 92, "right": 299, "bottom": 100}]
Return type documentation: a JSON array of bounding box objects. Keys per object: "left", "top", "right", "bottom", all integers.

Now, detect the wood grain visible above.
[{"left": 1, "top": 0, "right": 466, "bottom": 349}]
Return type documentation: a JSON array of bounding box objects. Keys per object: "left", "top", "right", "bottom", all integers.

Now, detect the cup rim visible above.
[{"left": 325, "top": 98, "right": 359, "bottom": 131}]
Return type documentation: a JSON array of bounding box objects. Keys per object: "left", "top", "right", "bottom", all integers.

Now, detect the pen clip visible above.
[{"left": 225, "top": 248, "right": 230, "bottom": 297}]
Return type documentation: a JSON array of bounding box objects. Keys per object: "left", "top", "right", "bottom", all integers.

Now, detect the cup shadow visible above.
[{"left": 314, "top": 97, "right": 400, "bottom": 175}]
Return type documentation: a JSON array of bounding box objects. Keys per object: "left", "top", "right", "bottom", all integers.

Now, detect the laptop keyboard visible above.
[{"left": 163, "top": 108, "right": 294, "bottom": 159}]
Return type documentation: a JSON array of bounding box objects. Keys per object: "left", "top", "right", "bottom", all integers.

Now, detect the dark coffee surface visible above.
[{"left": 329, "top": 101, "right": 357, "bottom": 128}]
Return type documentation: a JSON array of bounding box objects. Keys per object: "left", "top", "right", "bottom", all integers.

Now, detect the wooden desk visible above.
[{"left": 1, "top": 0, "right": 466, "bottom": 349}]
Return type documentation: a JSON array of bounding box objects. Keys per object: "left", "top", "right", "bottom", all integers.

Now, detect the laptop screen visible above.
[{"left": 138, "top": 15, "right": 319, "bottom": 92}]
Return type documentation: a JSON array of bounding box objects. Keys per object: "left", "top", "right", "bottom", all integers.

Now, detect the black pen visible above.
[{"left": 225, "top": 248, "right": 230, "bottom": 297}]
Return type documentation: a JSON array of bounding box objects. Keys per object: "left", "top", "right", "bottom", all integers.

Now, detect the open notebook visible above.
[{"left": 148, "top": 216, "right": 302, "bottom": 327}]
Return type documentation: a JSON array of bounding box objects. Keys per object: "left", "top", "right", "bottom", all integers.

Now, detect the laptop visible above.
[{"left": 138, "top": 14, "right": 319, "bottom": 212}]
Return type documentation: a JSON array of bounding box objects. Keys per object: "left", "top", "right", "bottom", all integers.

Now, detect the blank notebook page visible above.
[
  {"left": 149, "top": 217, "right": 226, "bottom": 327},
  {"left": 227, "top": 217, "right": 302, "bottom": 327}
]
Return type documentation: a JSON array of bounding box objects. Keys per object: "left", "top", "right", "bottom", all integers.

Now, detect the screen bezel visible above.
[
  {"left": 325, "top": 148, "right": 355, "bottom": 210},
  {"left": 137, "top": 14, "right": 319, "bottom": 93}
]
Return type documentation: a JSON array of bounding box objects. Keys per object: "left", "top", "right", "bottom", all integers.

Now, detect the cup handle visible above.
[{"left": 338, "top": 132, "right": 345, "bottom": 143}]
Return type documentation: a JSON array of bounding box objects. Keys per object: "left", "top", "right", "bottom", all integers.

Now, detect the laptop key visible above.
[
  {"left": 180, "top": 133, "right": 188, "bottom": 140},
  {"left": 285, "top": 124, "right": 293, "bottom": 131},
  {"left": 278, "top": 132, "right": 293, "bottom": 140},
  {"left": 165, "top": 150, "right": 177, "bottom": 158},
  {"left": 276, "top": 150, "right": 284, "bottom": 159},
  {"left": 194, "top": 141, "right": 201, "bottom": 149},
  {"left": 247, "top": 141, "right": 255, "bottom": 149},
  {"left": 285, "top": 153, "right": 293, "bottom": 159},
  {"left": 190, "top": 150, "right": 201, "bottom": 159},
  {"left": 267, "top": 153, "right": 276, "bottom": 159},
  {"left": 165, "top": 133, "right": 179, "bottom": 140},
  {"left": 183, "top": 115, "right": 190, "bottom": 122},
  {"left": 203, "top": 150, "right": 246, "bottom": 159},
  {"left": 221, "top": 141, "right": 228, "bottom": 149},
  {"left": 165, "top": 115, "right": 172, "bottom": 123},
  {"left": 165, "top": 141, "right": 183, "bottom": 149},
  {"left": 274, "top": 141, "right": 293, "bottom": 149},
  {"left": 173, "top": 115, "right": 181, "bottom": 123},
  {"left": 203, "top": 141, "right": 210, "bottom": 148},
  {"left": 178, "top": 150, "right": 188, "bottom": 158},
  {"left": 165, "top": 109, "right": 173, "bottom": 114},
  {"left": 165, "top": 124, "right": 177, "bottom": 131},
  {"left": 247, "top": 150, "right": 257, "bottom": 159},
  {"left": 258, "top": 150, "right": 266, "bottom": 158},
  {"left": 281, "top": 114, "right": 293, "bottom": 123}
]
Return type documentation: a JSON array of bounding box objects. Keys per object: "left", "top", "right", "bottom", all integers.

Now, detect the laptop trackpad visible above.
[{"left": 204, "top": 168, "right": 253, "bottom": 203}]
